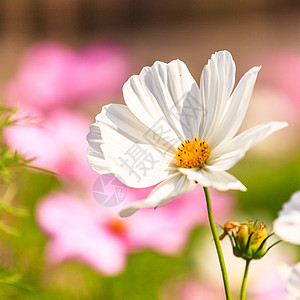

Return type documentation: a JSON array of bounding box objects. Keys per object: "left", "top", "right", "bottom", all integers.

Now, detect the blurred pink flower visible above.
[
  {"left": 36, "top": 179, "right": 233, "bottom": 275},
  {"left": 262, "top": 52, "right": 300, "bottom": 113},
  {"left": 250, "top": 269, "right": 289, "bottom": 300},
  {"left": 6, "top": 41, "right": 131, "bottom": 111},
  {"left": 4, "top": 109, "right": 93, "bottom": 183},
  {"left": 181, "top": 280, "right": 224, "bottom": 300},
  {"left": 37, "top": 193, "right": 127, "bottom": 275}
]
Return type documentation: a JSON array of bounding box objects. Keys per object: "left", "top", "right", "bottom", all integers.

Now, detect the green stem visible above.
[
  {"left": 203, "top": 186, "right": 232, "bottom": 300},
  {"left": 240, "top": 260, "right": 250, "bottom": 300}
]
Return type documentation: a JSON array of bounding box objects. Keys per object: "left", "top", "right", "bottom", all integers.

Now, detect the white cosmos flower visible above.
[
  {"left": 87, "top": 50, "right": 288, "bottom": 217},
  {"left": 273, "top": 191, "right": 300, "bottom": 245}
]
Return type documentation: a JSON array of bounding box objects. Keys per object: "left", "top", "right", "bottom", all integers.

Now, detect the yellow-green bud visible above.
[{"left": 220, "top": 220, "right": 272, "bottom": 261}]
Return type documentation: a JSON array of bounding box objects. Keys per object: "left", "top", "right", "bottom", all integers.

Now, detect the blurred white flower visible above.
[
  {"left": 273, "top": 191, "right": 300, "bottom": 245},
  {"left": 87, "top": 50, "right": 287, "bottom": 217},
  {"left": 274, "top": 191, "right": 300, "bottom": 300},
  {"left": 282, "top": 263, "right": 300, "bottom": 300}
]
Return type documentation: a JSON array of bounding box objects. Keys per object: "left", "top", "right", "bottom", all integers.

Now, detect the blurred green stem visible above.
[
  {"left": 203, "top": 186, "right": 232, "bottom": 300},
  {"left": 240, "top": 260, "right": 250, "bottom": 300}
]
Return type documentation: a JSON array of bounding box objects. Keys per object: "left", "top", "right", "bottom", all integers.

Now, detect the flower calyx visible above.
[{"left": 219, "top": 220, "right": 280, "bottom": 261}]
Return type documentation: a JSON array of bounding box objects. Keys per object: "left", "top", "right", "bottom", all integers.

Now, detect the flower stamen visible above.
[{"left": 175, "top": 137, "right": 210, "bottom": 169}]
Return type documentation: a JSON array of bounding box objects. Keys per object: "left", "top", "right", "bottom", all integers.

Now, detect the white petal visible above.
[
  {"left": 88, "top": 104, "right": 178, "bottom": 186},
  {"left": 207, "top": 121, "right": 288, "bottom": 171},
  {"left": 123, "top": 60, "right": 201, "bottom": 143},
  {"left": 100, "top": 118, "right": 177, "bottom": 188},
  {"left": 119, "top": 173, "right": 195, "bottom": 217},
  {"left": 199, "top": 51, "right": 236, "bottom": 140},
  {"left": 180, "top": 168, "right": 246, "bottom": 191},
  {"left": 97, "top": 104, "right": 176, "bottom": 154},
  {"left": 86, "top": 123, "right": 112, "bottom": 175},
  {"left": 279, "top": 191, "right": 300, "bottom": 217},
  {"left": 273, "top": 191, "right": 300, "bottom": 245},
  {"left": 209, "top": 66, "right": 261, "bottom": 148},
  {"left": 273, "top": 215, "right": 300, "bottom": 245},
  {"left": 206, "top": 149, "right": 245, "bottom": 172},
  {"left": 285, "top": 263, "right": 300, "bottom": 300}
]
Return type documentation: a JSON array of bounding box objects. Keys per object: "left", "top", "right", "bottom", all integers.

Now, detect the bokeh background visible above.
[{"left": 0, "top": 1, "right": 300, "bottom": 299}]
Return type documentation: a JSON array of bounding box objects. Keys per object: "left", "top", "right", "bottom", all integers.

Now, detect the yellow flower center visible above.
[{"left": 175, "top": 137, "right": 210, "bottom": 169}]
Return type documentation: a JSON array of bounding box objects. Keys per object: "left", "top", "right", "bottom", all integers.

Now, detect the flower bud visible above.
[{"left": 220, "top": 220, "right": 273, "bottom": 261}]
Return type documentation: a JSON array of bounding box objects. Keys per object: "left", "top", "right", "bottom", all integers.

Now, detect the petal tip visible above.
[
  {"left": 252, "top": 66, "right": 262, "bottom": 73},
  {"left": 240, "top": 186, "right": 247, "bottom": 192},
  {"left": 119, "top": 205, "right": 139, "bottom": 218},
  {"left": 210, "top": 50, "right": 233, "bottom": 63},
  {"left": 236, "top": 181, "right": 247, "bottom": 192},
  {"left": 216, "top": 49, "right": 232, "bottom": 57}
]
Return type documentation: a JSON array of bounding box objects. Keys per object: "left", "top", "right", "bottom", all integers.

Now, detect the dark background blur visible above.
[{"left": 1, "top": 0, "right": 300, "bottom": 90}]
